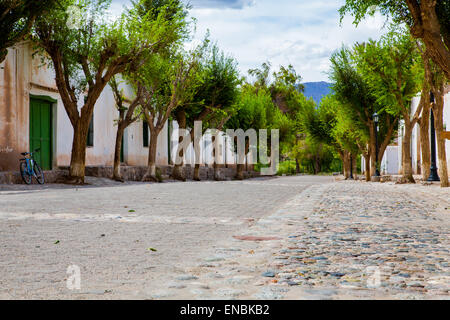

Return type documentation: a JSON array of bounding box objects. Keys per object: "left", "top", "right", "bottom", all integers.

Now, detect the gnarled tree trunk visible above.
[
  {"left": 342, "top": 151, "right": 350, "bottom": 179},
  {"left": 69, "top": 117, "right": 90, "bottom": 184},
  {"left": 193, "top": 164, "right": 201, "bottom": 181},
  {"left": 142, "top": 127, "right": 160, "bottom": 182},
  {"left": 434, "top": 94, "right": 449, "bottom": 187},
  {"left": 401, "top": 122, "right": 415, "bottom": 183},
  {"left": 236, "top": 141, "right": 249, "bottom": 180},
  {"left": 419, "top": 105, "right": 431, "bottom": 181},
  {"left": 172, "top": 109, "right": 187, "bottom": 181},
  {"left": 112, "top": 124, "right": 125, "bottom": 182},
  {"left": 363, "top": 153, "right": 370, "bottom": 182}
]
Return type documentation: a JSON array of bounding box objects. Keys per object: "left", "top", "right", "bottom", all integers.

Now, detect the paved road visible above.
[{"left": 0, "top": 175, "right": 333, "bottom": 299}]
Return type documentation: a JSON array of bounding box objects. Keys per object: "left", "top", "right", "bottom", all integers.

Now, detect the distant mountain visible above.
[{"left": 302, "top": 81, "right": 332, "bottom": 105}]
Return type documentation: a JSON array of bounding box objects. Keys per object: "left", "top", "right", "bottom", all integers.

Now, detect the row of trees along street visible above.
[{"left": 0, "top": 0, "right": 448, "bottom": 187}]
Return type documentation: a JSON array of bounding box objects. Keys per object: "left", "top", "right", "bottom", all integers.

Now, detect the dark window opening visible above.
[
  {"left": 143, "top": 121, "right": 149, "bottom": 147},
  {"left": 87, "top": 114, "right": 94, "bottom": 147}
]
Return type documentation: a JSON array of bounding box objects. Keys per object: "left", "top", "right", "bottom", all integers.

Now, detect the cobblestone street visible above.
[{"left": 0, "top": 176, "right": 448, "bottom": 299}]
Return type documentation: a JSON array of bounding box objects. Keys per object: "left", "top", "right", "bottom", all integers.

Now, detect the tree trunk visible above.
[
  {"left": 191, "top": 128, "right": 202, "bottom": 181},
  {"left": 68, "top": 119, "right": 89, "bottom": 184},
  {"left": 315, "top": 156, "right": 321, "bottom": 175},
  {"left": 434, "top": 97, "right": 449, "bottom": 187},
  {"left": 369, "top": 129, "right": 377, "bottom": 177},
  {"left": 193, "top": 163, "right": 201, "bottom": 181},
  {"left": 143, "top": 127, "right": 160, "bottom": 182},
  {"left": 295, "top": 158, "right": 300, "bottom": 174},
  {"left": 212, "top": 135, "right": 221, "bottom": 180},
  {"left": 364, "top": 153, "right": 371, "bottom": 182},
  {"left": 405, "top": 0, "right": 450, "bottom": 80},
  {"left": 213, "top": 162, "right": 222, "bottom": 181},
  {"left": 419, "top": 106, "right": 431, "bottom": 181},
  {"left": 236, "top": 141, "right": 249, "bottom": 180},
  {"left": 113, "top": 124, "right": 125, "bottom": 182},
  {"left": 401, "top": 124, "right": 415, "bottom": 183},
  {"left": 343, "top": 151, "right": 350, "bottom": 179},
  {"left": 172, "top": 109, "right": 187, "bottom": 181},
  {"left": 353, "top": 153, "right": 358, "bottom": 178}
]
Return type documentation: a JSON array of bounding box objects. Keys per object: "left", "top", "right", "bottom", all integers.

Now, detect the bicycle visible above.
[{"left": 19, "top": 148, "right": 45, "bottom": 185}]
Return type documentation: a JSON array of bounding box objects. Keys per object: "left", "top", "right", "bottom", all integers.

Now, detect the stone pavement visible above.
[{"left": 0, "top": 176, "right": 448, "bottom": 299}]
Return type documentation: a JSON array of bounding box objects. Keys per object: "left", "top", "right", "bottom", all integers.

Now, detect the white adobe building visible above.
[{"left": 0, "top": 42, "right": 241, "bottom": 173}]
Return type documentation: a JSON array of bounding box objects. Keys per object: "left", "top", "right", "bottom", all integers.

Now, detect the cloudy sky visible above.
[{"left": 110, "top": 0, "right": 386, "bottom": 82}]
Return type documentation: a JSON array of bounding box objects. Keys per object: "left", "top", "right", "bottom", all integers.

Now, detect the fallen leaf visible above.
[
  {"left": 147, "top": 248, "right": 157, "bottom": 252},
  {"left": 128, "top": 210, "right": 136, "bottom": 213},
  {"left": 54, "top": 240, "right": 60, "bottom": 244}
]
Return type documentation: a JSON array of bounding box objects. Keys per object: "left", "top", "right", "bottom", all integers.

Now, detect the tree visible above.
[
  {"left": 110, "top": 77, "right": 143, "bottom": 181},
  {"left": 109, "top": 0, "right": 189, "bottom": 182},
  {"left": 330, "top": 46, "right": 399, "bottom": 181},
  {"left": 170, "top": 41, "right": 240, "bottom": 181},
  {"left": 354, "top": 28, "right": 423, "bottom": 183},
  {"left": 291, "top": 137, "right": 336, "bottom": 175},
  {"left": 248, "top": 61, "right": 271, "bottom": 91},
  {"left": 340, "top": 0, "right": 450, "bottom": 80},
  {"left": 225, "top": 85, "right": 274, "bottom": 179},
  {"left": 188, "top": 44, "right": 240, "bottom": 181},
  {"left": 296, "top": 95, "right": 353, "bottom": 177},
  {"left": 416, "top": 46, "right": 432, "bottom": 181},
  {"left": 33, "top": 0, "right": 186, "bottom": 184},
  {"left": 139, "top": 48, "right": 202, "bottom": 182},
  {"left": 427, "top": 57, "right": 449, "bottom": 187},
  {"left": 0, "top": 0, "right": 58, "bottom": 63},
  {"left": 269, "top": 64, "right": 306, "bottom": 173}
]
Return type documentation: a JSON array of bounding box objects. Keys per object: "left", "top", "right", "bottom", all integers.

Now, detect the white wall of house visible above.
[
  {"left": 1, "top": 42, "right": 241, "bottom": 172},
  {"left": 361, "top": 145, "right": 399, "bottom": 175},
  {"left": 0, "top": 42, "right": 171, "bottom": 170}
]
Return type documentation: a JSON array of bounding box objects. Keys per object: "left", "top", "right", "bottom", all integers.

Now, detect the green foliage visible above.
[
  {"left": 339, "top": 0, "right": 412, "bottom": 26},
  {"left": 186, "top": 41, "right": 241, "bottom": 129},
  {"left": 226, "top": 86, "right": 272, "bottom": 132},
  {"left": 297, "top": 94, "right": 335, "bottom": 147},
  {"left": 0, "top": 0, "right": 58, "bottom": 62},
  {"left": 33, "top": 0, "right": 189, "bottom": 100},
  {"left": 339, "top": 0, "right": 450, "bottom": 40},
  {"left": 290, "top": 137, "right": 339, "bottom": 174},
  {"left": 329, "top": 46, "right": 374, "bottom": 150},
  {"left": 136, "top": 46, "right": 203, "bottom": 116},
  {"left": 353, "top": 27, "right": 423, "bottom": 117},
  {"left": 248, "top": 61, "right": 271, "bottom": 90},
  {"left": 276, "top": 160, "right": 297, "bottom": 176}
]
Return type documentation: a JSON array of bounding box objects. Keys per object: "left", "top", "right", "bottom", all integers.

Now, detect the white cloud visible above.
[{"left": 111, "top": 0, "right": 387, "bottom": 82}]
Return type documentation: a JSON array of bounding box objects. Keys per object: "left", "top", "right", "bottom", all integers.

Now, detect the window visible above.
[
  {"left": 84, "top": 96, "right": 94, "bottom": 147},
  {"left": 87, "top": 114, "right": 94, "bottom": 147},
  {"left": 143, "top": 121, "right": 149, "bottom": 147}
]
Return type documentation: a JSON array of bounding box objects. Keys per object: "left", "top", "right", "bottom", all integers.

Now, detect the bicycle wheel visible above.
[
  {"left": 20, "top": 161, "right": 32, "bottom": 185},
  {"left": 33, "top": 163, "right": 45, "bottom": 185}
]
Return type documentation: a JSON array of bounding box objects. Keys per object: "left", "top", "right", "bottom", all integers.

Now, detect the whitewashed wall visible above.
[{"left": 0, "top": 43, "right": 246, "bottom": 172}]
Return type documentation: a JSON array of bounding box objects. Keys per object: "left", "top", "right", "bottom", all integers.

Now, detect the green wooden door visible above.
[{"left": 30, "top": 97, "right": 52, "bottom": 170}]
